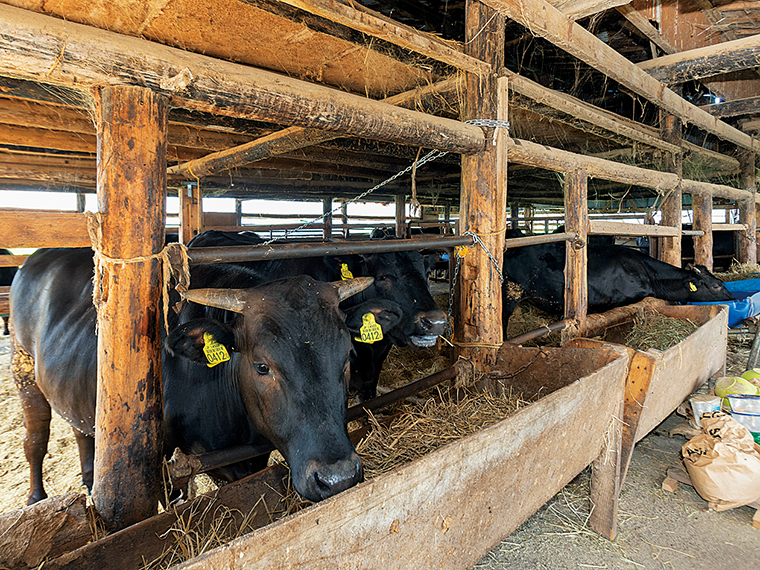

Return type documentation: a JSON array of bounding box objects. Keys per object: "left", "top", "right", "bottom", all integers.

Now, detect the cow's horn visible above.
[
  {"left": 180, "top": 289, "right": 247, "bottom": 313},
  {"left": 332, "top": 277, "right": 374, "bottom": 301}
]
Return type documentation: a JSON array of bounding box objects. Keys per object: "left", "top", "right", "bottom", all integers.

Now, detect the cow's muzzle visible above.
[
  {"left": 299, "top": 453, "right": 363, "bottom": 501},
  {"left": 409, "top": 309, "right": 446, "bottom": 348}
]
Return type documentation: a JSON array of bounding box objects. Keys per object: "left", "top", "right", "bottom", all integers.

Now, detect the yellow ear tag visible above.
[
  {"left": 455, "top": 245, "right": 469, "bottom": 258},
  {"left": 340, "top": 263, "right": 354, "bottom": 280},
  {"left": 689, "top": 282, "right": 697, "bottom": 292},
  {"left": 203, "top": 332, "right": 230, "bottom": 368},
  {"left": 355, "top": 313, "right": 383, "bottom": 344}
]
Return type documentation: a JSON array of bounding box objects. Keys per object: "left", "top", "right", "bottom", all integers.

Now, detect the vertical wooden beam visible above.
[
  {"left": 455, "top": 0, "right": 506, "bottom": 382},
  {"left": 657, "top": 111, "right": 683, "bottom": 267},
  {"left": 738, "top": 151, "right": 757, "bottom": 264},
  {"left": 76, "top": 192, "right": 86, "bottom": 213},
  {"left": 693, "top": 193, "right": 714, "bottom": 270},
  {"left": 509, "top": 202, "right": 518, "bottom": 230},
  {"left": 564, "top": 168, "right": 588, "bottom": 331},
  {"left": 235, "top": 199, "right": 242, "bottom": 227},
  {"left": 341, "top": 202, "right": 349, "bottom": 238},
  {"left": 323, "top": 197, "right": 333, "bottom": 240},
  {"left": 395, "top": 193, "right": 406, "bottom": 238},
  {"left": 92, "top": 85, "right": 167, "bottom": 531},
  {"left": 180, "top": 182, "right": 202, "bottom": 245}
]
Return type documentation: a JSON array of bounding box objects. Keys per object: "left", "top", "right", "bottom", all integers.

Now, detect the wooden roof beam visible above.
[
  {"left": 700, "top": 95, "right": 760, "bottom": 118},
  {"left": 168, "top": 76, "right": 461, "bottom": 178},
  {"left": 550, "top": 0, "right": 632, "bottom": 20},
  {"left": 274, "top": 0, "right": 489, "bottom": 74},
  {"left": 615, "top": 4, "right": 676, "bottom": 55},
  {"left": 0, "top": 4, "right": 484, "bottom": 156},
  {"left": 481, "top": 0, "right": 759, "bottom": 153},
  {"left": 637, "top": 33, "right": 760, "bottom": 84}
]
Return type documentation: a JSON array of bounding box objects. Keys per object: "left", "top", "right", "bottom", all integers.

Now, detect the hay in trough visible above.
[
  {"left": 356, "top": 386, "right": 527, "bottom": 479},
  {"left": 624, "top": 310, "right": 698, "bottom": 352},
  {"left": 506, "top": 304, "right": 562, "bottom": 347},
  {"left": 714, "top": 261, "right": 760, "bottom": 282}
]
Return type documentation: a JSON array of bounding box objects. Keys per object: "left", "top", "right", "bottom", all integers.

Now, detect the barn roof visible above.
[{"left": 0, "top": 0, "right": 758, "bottom": 207}]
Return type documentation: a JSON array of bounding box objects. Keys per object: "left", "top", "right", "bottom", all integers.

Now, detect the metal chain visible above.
[
  {"left": 261, "top": 149, "right": 450, "bottom": 247},
  {"left": 463, "top": 231, "right": 505, "bottom": 283},
  {"left": 258, "top": 118, "right": 508, "bottom": 247}
]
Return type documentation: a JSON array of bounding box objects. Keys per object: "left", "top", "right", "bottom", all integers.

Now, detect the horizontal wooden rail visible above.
[
  {"left": 0, "top": 254, "right": 27, "bottom": 267},
  {"left": 588, "top": 221, "right": 680, "bottom": 237},
  {"left": 0, "top": 211, "right": 90, "bottom": 249}
]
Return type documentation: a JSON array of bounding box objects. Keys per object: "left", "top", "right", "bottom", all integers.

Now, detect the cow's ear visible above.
[
  {"left": 345, "top": 300, "right": 403, "bottom": 337},
  {"left": 324, "top": 256, "right": 363, "bottom": 280},
  {"left": 165, "top": 318, "right": 236, "bottom": 365}
]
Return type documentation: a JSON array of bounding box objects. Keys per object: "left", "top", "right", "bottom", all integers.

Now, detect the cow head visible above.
[
  {"left": 684, "top": 264, "right": 734, "bottom": 301},
  {"left": 350, "top": 251, "right": 446, "bottom": 348},
  {"left": 166, "top": 275, "right": 373, "bottom": 502}
]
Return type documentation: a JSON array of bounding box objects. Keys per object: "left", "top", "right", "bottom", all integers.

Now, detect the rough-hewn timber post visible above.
[
  {"left": 564, "top": 168, "right": 588, "bottom": 337},
  {"left": 323, "top": 198, "right": 333, "bottom": 240},
  {"left": 657, "top": 111, "right": 683, "bottom": 266},
  {"left": 692, "top": 193, "right": 714, "bottom": 270},
  {"left": 180, "top": 182, "right": 202, "bottom": 245},
  {"left": 92, "top": 86, "right": 167, "bottom": 530},
  {"left": 341, "top": 202, "right": 349, "bottom": 238},
  {"left": 454, "top": 0, "right": 506, "bottom": 384},
  {"left": 738, "top": 150, "right": 757, "bottom": 264},
  {"left": 395, "top": 194, "right": 406, "bottom": 238}
]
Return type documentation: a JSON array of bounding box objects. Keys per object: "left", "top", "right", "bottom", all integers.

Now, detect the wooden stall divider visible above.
[{"left": 91, "top": 86, "right": 168, "bottom": 531}]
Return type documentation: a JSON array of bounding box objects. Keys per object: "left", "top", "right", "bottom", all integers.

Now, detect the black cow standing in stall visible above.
[
  {"left": 187, "top": 230, "right": 447, "bottom": 402},
  {"left": 10, "top": 247, "right": 400, "bottom": 506},
  {"left": 0, "top": 249, "right": 18, "bottom": 335},
  {"left": 501, "top": 241, "right": 734, "bottom": 327}
]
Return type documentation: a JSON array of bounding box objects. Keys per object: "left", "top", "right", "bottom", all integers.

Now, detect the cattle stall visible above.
[{"left": 0, "top": 0, "right": 758, "bottom": 566}]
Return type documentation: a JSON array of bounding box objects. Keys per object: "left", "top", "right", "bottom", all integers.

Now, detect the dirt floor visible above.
[{"left": 1, "top": 327, "right": 760, "bottom": 569}]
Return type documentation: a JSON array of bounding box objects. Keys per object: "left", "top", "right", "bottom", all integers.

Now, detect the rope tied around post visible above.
[{"left": 85, "top": 211, "right": 191, "bottom": 333}]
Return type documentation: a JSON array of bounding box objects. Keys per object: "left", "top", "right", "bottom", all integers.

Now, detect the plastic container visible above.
[
  {"left": 690, "top": 395, "right": 722, "bottom": 428},
  {"left": 730, "top": 410, "right": 760, "bottom": 444},
  {"left": 727, "top": 394, "right": 760, "bottom": 414}
]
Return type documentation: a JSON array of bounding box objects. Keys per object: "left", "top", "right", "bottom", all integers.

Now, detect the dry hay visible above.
[
  {"left": 623, "top": 310, "right": 699, "bottom": 352},
  {"left": 505, "top": 304, "right": 562, "bottom": 347},
  {"left": 356, "top": 386, "right": 527, "bottom": 479},
  {"left": 714, "top": 261, "right": 760, "bottom": 282}
]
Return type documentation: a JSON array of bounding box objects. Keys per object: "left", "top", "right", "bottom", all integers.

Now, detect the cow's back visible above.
[{"left": 10, "top": 248, "right": 98, "bottom": 434}]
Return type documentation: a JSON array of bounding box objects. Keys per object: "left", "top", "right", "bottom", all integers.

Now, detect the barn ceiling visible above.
[{"left": 0, "top": 0, "right": 758, "bottom": 208}]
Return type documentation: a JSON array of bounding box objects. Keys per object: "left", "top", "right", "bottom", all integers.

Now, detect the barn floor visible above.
[{"left": 1, "top": 333, "right": 759, "bottom": 569}]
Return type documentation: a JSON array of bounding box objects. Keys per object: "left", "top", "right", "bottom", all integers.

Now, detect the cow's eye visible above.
[
  {"left": 376, "top": 274, "right": 390, "bottom": 282},
  {"left": 254, "top": 363, "right": 270, "bottom": 375}
]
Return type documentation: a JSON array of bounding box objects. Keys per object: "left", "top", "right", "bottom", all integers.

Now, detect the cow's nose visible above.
[
  {"left": 310, "top": 454, "right": 363, "bottom": 499},
  {"left": 417, "top": 309, "right": 446, "bottom": 334}
]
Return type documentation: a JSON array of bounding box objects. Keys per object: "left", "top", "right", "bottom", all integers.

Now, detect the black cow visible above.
[
  {"left": 0, "top": 249, "right": 18, "bottom": 335},
  {"left": 502, "top": 241, "right": 734, "bottom": 326},
  {"left": 10, "top": 247, "right": 397, "bottom": 506},
  {"left": 187, "top": 230, "right": 446, "bottom": 402}
]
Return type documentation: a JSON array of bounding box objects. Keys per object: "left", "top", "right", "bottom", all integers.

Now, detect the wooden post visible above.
[
  {"left": 323, "top": 197, "right": 333, "bottom": 240},
  {"left": 235, "top": 199, "right": 242, "bottom": 227},
  {"left": 180, "top": 182, "right": 202, "bottom": 245},
  {"left": 738, "top": 150, "right": 757, "bottom": 264},
  {"left": 395, "top": 193, "right": 406, "bottom": 238},
  {"left": 454, "top": 0, "right": 506, "bottom": 383},
  {"left": 693, "top": 193, "right": 714, "bottom": 270},
  {"left": 92, "top": 85, "right": 167, "bottom": 531},
  {"left": 564, "top": 168, "right": 588, "bottom": 332},
  {"left": 341, "top": 202, "right": 349, "bottom": 238},
  {"left": 657, "top": 111, "right": 683, "bottom": 267},
  {"left": 509, "top": 202, "right": 518, "bottom": 230},
  {"left": 76, "top": 192, "right": 86, "bottom": 213}
]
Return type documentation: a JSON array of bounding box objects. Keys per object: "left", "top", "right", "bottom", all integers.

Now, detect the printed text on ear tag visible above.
[
  {"left": 355, "top": 313, "right": 383, "bottom": 344},
  {"left": 340, "top": 263, "right": 354, "bottom": 280},
  {"left": 689, "top": 282, "right": 697, "bottom": 292},
  {"left": 203, "top": 332, "right": 230, "bottom": 367}
]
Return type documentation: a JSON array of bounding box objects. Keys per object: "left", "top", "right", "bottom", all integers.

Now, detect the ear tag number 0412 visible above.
[
  {"left": 355, "top": 313, "right": 383, "bottom": 344},
  {"left": 203, "top": 332, "right": 231, "bottom": 367},
  {"left": 340, "top": 263, "right": 354, "bottom": 280}
]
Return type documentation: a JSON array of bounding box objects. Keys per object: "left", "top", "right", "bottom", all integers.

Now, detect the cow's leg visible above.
[
  {"left": 11, "top": 346, "right": 51, "bottom": 504},
  {"left": 74, "top": 429, "right": 95, "bottom": 493}
]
